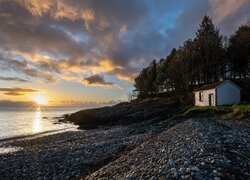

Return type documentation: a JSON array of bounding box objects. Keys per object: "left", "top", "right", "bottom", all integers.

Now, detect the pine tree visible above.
[
  {"left": 156, "top": 48, "right": 176, "bottom": 93},
  {"left": 227, "top": 24, "right": 250, "bottom": 78},
  {"left": 149, "top": 60, "right": 158, "bottom": 94},
  {"left": 194, "top": 16, "right": 224, "bottom": 84}
]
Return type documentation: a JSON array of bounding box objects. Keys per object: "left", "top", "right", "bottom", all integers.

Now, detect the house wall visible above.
[
  {"left": 195, "top": 89, "right": 216, "bottom": 106},
  {"left": 216, "top": 82, "right": 240, "bottom": 105}
]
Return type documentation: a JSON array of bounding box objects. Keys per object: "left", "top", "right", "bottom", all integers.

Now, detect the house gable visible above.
[
  {"left": 193, "top": 80, "right": 241, "bottom": 92},
  {"left": 216, "top": 80, "right": 241, "bottom": 90},
  {"left": 216, "top": 81, "right": 241, "bottom": 105}
]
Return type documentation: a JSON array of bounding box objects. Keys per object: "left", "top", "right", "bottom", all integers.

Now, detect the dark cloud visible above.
[
  {"left": 0, "top": 1, "right": 86, "bottom": 58},
  {"left": 0, "top": 100, "right": 35, "bottom": 107},
  {"left": 0, "top": 76, "right": 30, "bottom": 82},
  {"left": 0, "top": 0, "right": 167, "bottom": 83},
  {"left": 82, "top": 74, "right": 113, "bottom": 87},
  {"left": 0, "top": 87, "right": 39, "bottom": 96},
  {"left": 0, "top": 0, "right": 248, "bottom": 85}
]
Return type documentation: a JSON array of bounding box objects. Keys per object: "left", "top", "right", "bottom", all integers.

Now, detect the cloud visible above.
[
  {"left": 0, "top": 56, "right": 57, "bottom": 83},
  {"left": 0, "top": 76, "right": 30, "bottom": 82},
  {"left": 0, "top": 0, "right": 152, "bottom": 85},
  {"left": 81, "top": 74, "right": 123, "bottom": 90},
  {"left": 82, "top": 74, "right": 113, "bottom": 87},
  {"left": 0, "top": 100, "right": 35, "bottom": 107},
  {"left": 0, "top": 0, "right": 249, "bottom": 90},
  {"left": 0, "top": 87, "right": 39, "bottom": 96},
  {"left": 19, "top": 0, "right": 53, "bottom": 16},
  {"left": 209, "top": 0, "right": 249, "bottom": 24}
]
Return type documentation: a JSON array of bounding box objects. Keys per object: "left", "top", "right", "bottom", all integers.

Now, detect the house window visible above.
[{"left": 199, "top": 92, "right": 204, "bottom": 102}]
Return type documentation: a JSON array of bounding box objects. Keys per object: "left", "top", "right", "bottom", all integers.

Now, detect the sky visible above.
[{"left": 0, "top": 0, "right": 249, "bottom": 106}]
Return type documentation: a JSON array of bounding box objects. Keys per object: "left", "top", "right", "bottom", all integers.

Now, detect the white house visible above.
[{"left": 193, "top": 80, "right": 241, "bottom": 106}]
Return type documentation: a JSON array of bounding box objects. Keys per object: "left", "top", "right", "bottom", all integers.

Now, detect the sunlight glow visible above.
[{"left": 33, "top": 96, "right": 47, "bottom": 105}]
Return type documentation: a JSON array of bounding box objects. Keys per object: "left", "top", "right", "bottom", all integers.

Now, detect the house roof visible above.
[{"left": 193, "top": 80, "right": 241, "bottom": 92}]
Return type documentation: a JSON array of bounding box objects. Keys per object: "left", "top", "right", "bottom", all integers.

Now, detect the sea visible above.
[{"left": 0, "top": 106, "right": 89, "bottom": 141}]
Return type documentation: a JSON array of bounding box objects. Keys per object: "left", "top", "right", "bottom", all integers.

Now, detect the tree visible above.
[
  {"left": 227, "top": 24, "right": 250, "bottom": 78},
  {"left": 168, "top": 47, "right": 189, "bottom": 92},
  {"left": 127, "top": 92, "right": 133, "bottom": 102},
  {"left": 194, "top": 15, "right": 225, "bottom": 84},
  {"left": 156, "top": 48, "right": 176, "bottom": 92},
  {"left": 149, "top": 59, "right": 158, "bottom": 94},
  {"left": 134, "top": 59, "right": 159, "bottom": 97},
  {"left": 179, "top": 39, "right": 198, "bottom": 88},
  {"left": 134, "top": 68, "right": 151, "bottom": 97}
]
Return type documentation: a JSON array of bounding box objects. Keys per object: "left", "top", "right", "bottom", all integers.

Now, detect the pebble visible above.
[
  {"left": 0, "top": 118, "right": 249, "bottom": 180},
  {"left": 191, "top": 166, "right": 199, "bottom": 172}
]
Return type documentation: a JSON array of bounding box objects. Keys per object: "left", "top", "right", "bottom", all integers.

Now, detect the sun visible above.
[{"left": 33, "top": 96, "right": 47, "bottom": 106}]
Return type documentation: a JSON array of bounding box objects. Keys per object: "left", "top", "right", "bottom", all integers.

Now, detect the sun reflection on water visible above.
[{"left": 33, "top": 107, "right": 42, "bottom": 133}]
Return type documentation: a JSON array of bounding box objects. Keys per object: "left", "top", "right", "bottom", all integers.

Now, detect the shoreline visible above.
[
  {"left": 0, "top": 98, "right": 249, "bottom": 179},
  {"left": 0, "top": 116, "right": 180, "bottom": 178},
  {"left": 0, "top": 117, "right": 249, "bottom": 179},
  {"left": 0, "top": 127, "right": 78, "bottom": 144}
]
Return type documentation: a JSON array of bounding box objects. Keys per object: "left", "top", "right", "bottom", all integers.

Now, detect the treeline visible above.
[{"left": 134, "top": 16, "right": 250, "bottom": 98}]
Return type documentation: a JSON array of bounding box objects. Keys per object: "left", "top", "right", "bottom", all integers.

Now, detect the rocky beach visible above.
[
  {"left": 0, "top": 112, "right": 249, "bottom": 179},
  {"left": 0, "top": 99, "right": 249, "bottom": 179}
]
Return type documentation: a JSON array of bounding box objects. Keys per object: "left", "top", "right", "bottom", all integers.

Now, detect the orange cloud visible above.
[
  {"left": 98, "top": 59, "right": 123, "bottom": 72},
  {"left": 63, "top": 58, "right": 124, "bottom": 74},
  {"left": 20, "top": 0, "right": 53, "bottom": 16},
  {"left": 17, "top": 51, "right": 123, "bottom": 73},
  {"left": 53, "top": 1, "right": 78, "bottom": 20},
  {"left": 116, "top": 74, "right": 135, "bottom": 83},
  {"left": 18, "top": 0, "right": 95, "bottom": 25},
  {"left": 11, "top": 50, "right": 134, "bottom": 86},
  {"left": 15, "top": 51, "right": 51, "bottom": 63},
  {"left": 0, "top": 87, "right": 39, "bottom": 96}
]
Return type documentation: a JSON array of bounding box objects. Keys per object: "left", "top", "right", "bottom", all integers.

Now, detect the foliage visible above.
[
  {"left": 127, "top": 92, "right": 133, "bottom": 102},
  {"left": 183, "top": 104, "right": 250, "bottom": 120},
  {"left": 227, "top": 24, "right": 250, "bottom": 78},
  {"left": 134, "top": 60, "right": 158, "bottom": 97}
]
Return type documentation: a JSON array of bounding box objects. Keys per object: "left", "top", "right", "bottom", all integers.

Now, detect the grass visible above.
[{"left": 183, "top": 104, "right": 250, "bottom": 120}]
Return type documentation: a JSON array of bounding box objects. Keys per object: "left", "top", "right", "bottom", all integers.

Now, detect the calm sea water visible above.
[{"left": 0, "top": 106, "right": 88, "bottom": 140}]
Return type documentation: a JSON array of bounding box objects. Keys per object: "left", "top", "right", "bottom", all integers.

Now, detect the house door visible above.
[{"left": 209, "top": 94, "right": 214, "bottom": 106}]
